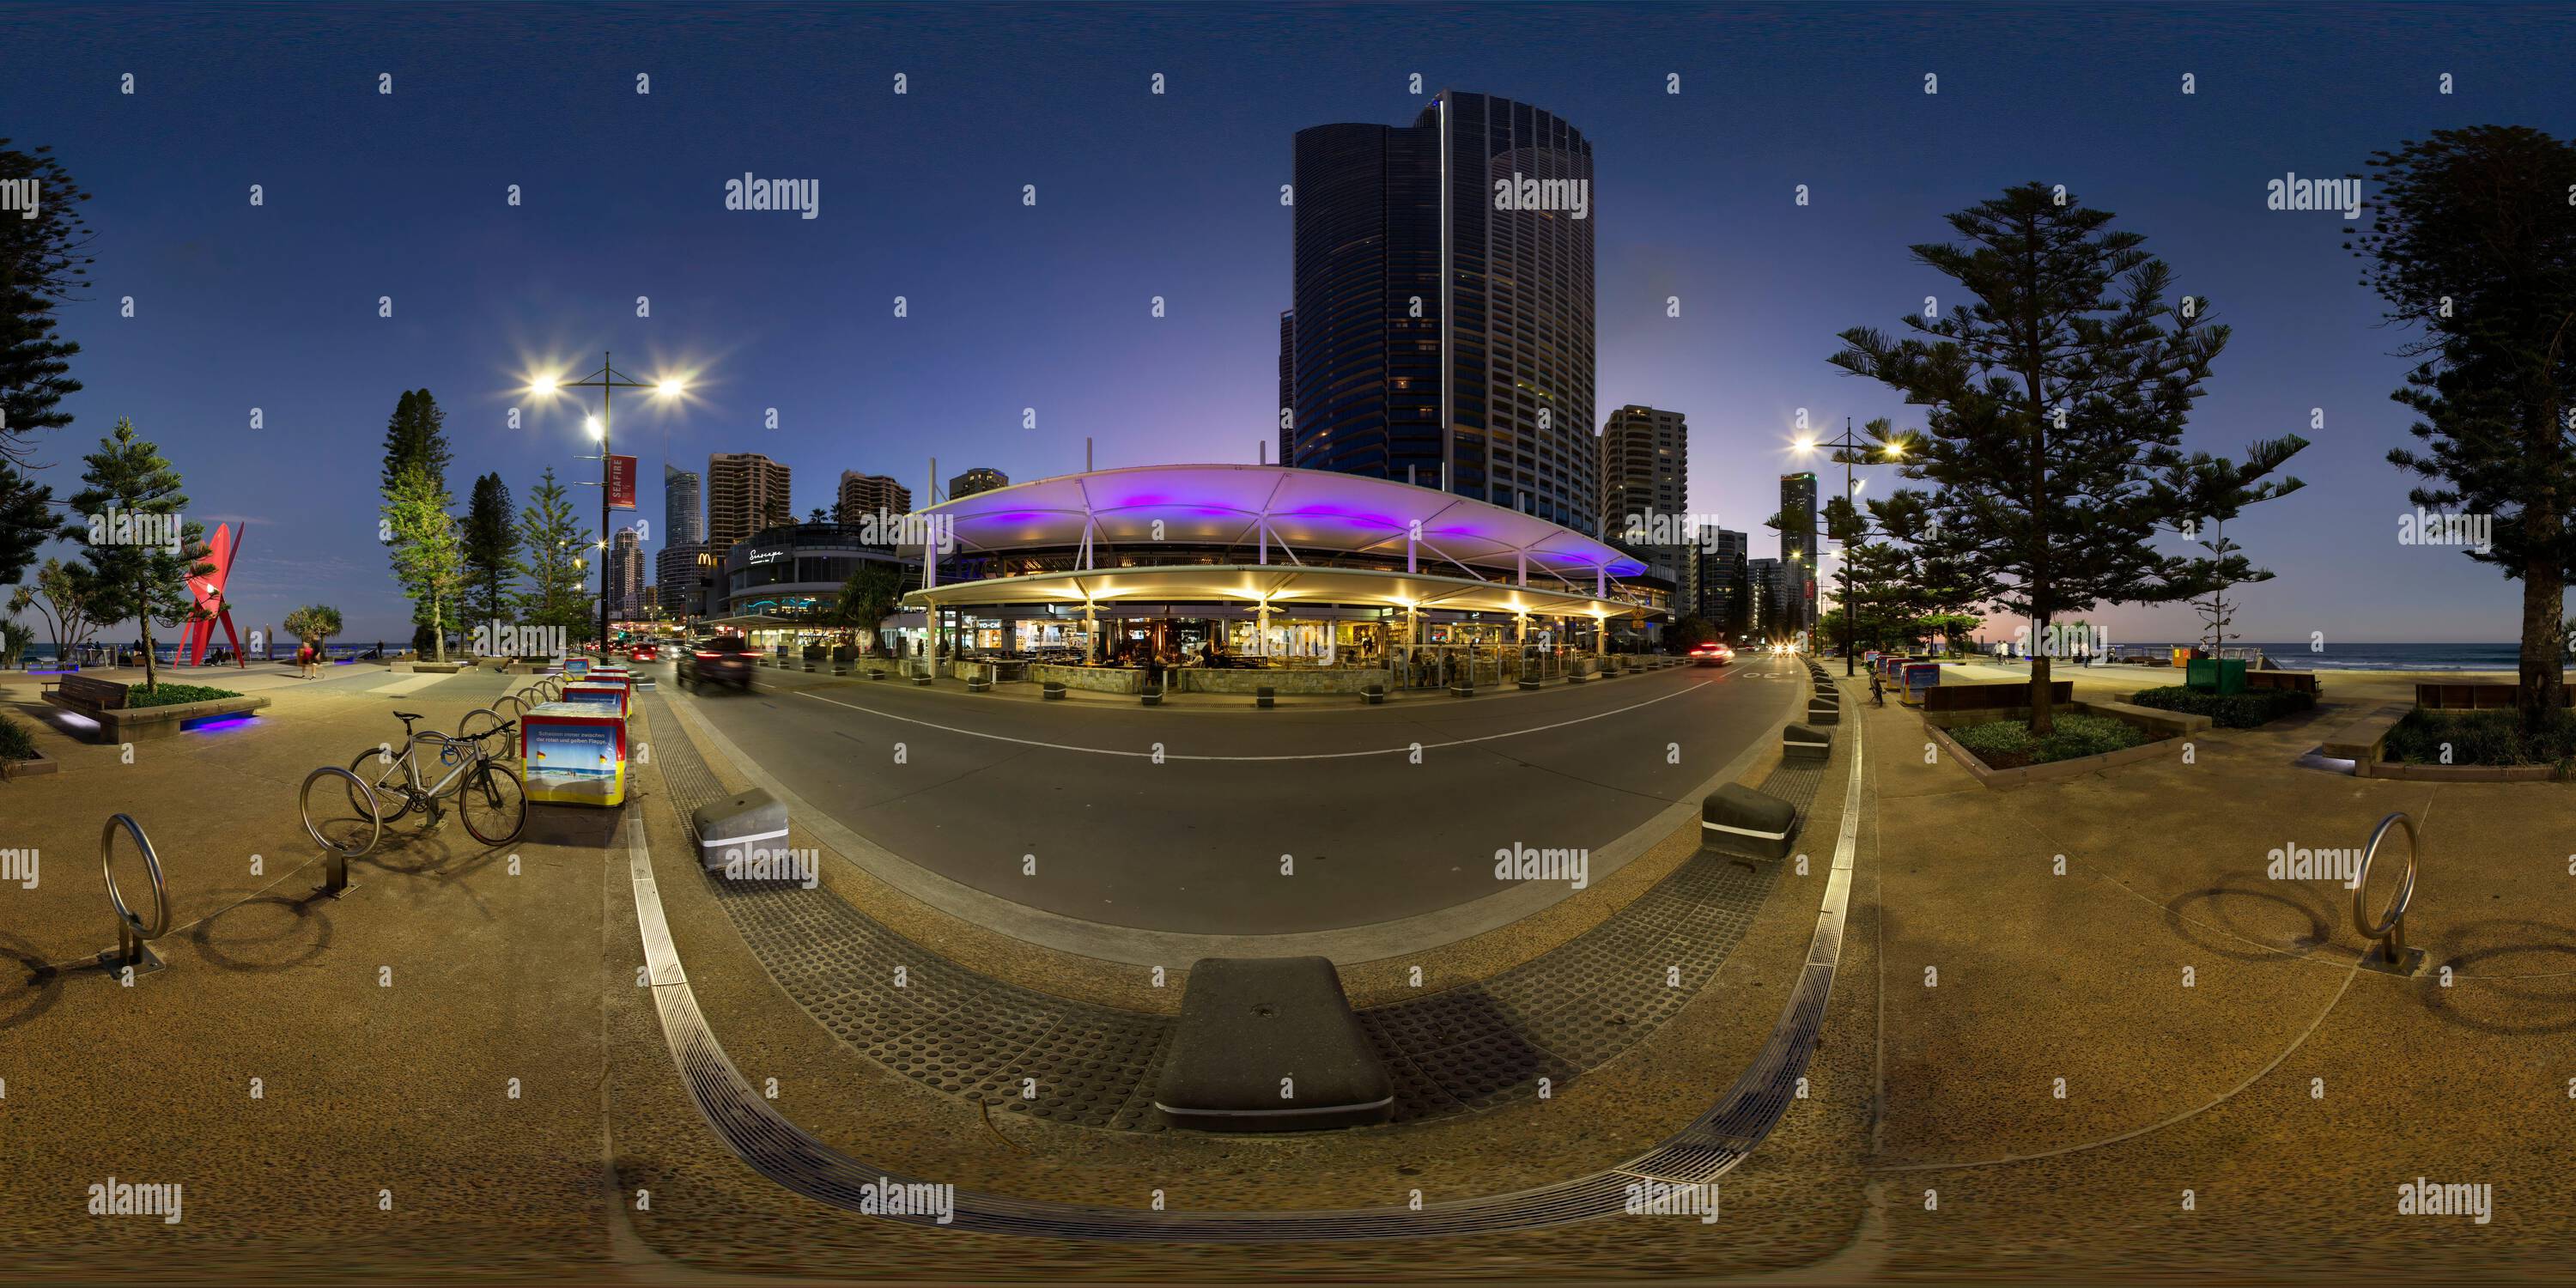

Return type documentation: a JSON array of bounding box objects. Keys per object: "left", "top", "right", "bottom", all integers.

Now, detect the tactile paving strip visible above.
[{"left": 642, "top": 686, "right": 1824, "bottom": 1133}]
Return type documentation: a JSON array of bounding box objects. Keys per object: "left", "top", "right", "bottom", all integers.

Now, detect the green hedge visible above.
[
  {"left": 2129, "top": 685, "right": 2317, "bottom": 728},
  {"left": 1949, "top": 712, "right": 2148, "bottom": 769},
  {"left": 2381, "top": 708, "right": 2576, "bottom": 768},
  {"left": 127, "top": 682, "right": 246, "bottom": 708},
  {"left": 0, "top": 712, "right": 36, "bottom": 762}
]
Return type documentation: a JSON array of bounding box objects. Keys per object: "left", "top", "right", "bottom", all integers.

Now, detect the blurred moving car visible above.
[
  {"left": 629, "top": 642, "right": 659, "bottom": 663},
  {"left": 1689, "top": 641, "right": 1735, "bottom": 667},
  {"left": 677, "top": 635, "right": 755, "bottom": 692}
]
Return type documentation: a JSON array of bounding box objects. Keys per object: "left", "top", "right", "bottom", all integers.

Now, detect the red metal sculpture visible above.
[{"left": 181, "top": 522, "right": 247, "bottom": 668}]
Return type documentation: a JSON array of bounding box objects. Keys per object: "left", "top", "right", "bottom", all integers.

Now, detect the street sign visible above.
[{"left": 607, "top": 454, "right": 637, "bottom": 509}]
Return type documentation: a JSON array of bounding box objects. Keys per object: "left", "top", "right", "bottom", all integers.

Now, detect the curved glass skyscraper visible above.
[{"left": 1291, "top": 92, "right": 1599, "bottom": 536}]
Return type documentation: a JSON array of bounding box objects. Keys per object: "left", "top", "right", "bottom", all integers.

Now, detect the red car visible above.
[
  {"left": 629, "top": 643, "right": 659, "bottom": 662},
  {"left": 1689, "top": 642, "right": 1735, "bottom": 667}
]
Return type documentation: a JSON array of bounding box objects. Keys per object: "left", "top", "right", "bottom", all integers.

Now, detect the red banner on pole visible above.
[{"left": 607, "top": 454, "right": 637, "bottom": 510}]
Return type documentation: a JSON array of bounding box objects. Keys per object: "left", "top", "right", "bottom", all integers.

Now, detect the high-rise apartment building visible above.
[
  {"left": 1779, "top": 471, "right": 1819, "bottom": 634},
  {"left": 949, "top": 467, "right": 1009, "bottom": 500},
  {"left": 609, "top": 528, "right": 645, "bottom": 618},
  {"left": 836, "top": 471, "right": 913, "bottom": 528},
  {"left": 656, "top": 544, "right": 718, "bottom": 621},
  {"left": 707, "top": 453, "right": 792, "bottom": 554},
  {"left": 1290, "top": 91, "right": 1597, "bottom": 533},
  {"left": 1599, "top": 405, "right": 1687, "bottom": 581},
  {"left": 1277, "top": 309, "right": 1295, "bottom": 467},
  {"left": 1692, "top": 528, "right": 1750, "bottom": 638},
  {"left": 1749, "top": 556, "right": 1786, "bottom": 641},
  {"left": 662, "top": 464, "right": 704, "bottom": 547}
]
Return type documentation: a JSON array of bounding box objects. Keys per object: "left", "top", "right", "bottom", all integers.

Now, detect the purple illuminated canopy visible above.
[{"left": 907, "top": 464, "right": 1647, "bottom": 581}]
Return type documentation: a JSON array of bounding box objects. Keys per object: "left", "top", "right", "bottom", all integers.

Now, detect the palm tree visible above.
[{"left": 283, "top": 605, "right": 344, "bottom": 661}]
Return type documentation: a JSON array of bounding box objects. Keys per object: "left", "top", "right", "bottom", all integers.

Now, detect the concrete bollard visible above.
[
  {"left": 1362, "top": 683, "right": 1385, "bottom": 705},
  {"left": 1518, "top": 676, "right": 1540, "bottom": 690},
  {"left": 966, "top": 677, "right": 991, "bottom": 693},
  {"left": 1043, "top": 682, "right": 1066, "bottom": 701},
  {"left": 1783, "top": 722, "right": 1832, "bottom": 762},
  {"left": 1449, "top": 682, "right": 1475, "bottom": 697},
  {"left": 1141, "top": 684, "right": 1163, "bottom": 707},
  {"left": 690, "top": 789, "right": 787, "bottom": 874},
  {"left": 1701, "top": 785, "right": 1798, "bottom": 860},
  {"left": 1805, "top": 702, "right": 1841, "bottom": 726},
  {"left": 1255, "top": 686, "right": 1275, "bottom": 709}
]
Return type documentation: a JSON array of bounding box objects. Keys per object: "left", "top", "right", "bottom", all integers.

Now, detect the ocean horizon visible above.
[{"left": 1992, "top": 641, "right": 2552, "bottom": 672}]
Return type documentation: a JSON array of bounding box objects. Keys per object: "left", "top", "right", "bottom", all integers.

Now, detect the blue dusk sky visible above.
[{"left": 6, "top": 2, "right": 2571, "bottom": 642}]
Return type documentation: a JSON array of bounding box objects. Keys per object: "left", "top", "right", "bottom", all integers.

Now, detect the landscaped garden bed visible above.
[
  {"left": 1945, "top": 712, "right": 2148, "bottom": 769},
  {"left": 2379, "top": 708, "right": 2576, "bottom": 775},
  {"left": 125, "top": 681, "right": 245, "bottom": 708},
  {"left": 2129, "top": 684, "right": 2317, "bottom": 728},
  {"left": 0, "top": 712, "right": 52, "bottom": 779}
]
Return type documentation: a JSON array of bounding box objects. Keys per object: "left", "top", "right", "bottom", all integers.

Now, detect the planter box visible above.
[
  {"left": 1030, "top": 663, "right": 1142, "bottom": 696},
  {"left": 61, "top": 695, "right": 271, "bottom": 744},
  {"left": 1167, "top": 667, "right": 1388, "bottom": 696},
  {"left": 2362, "top": 761, "right": 2562, "bottom": 782},
  {"left": 0, "top": 751, "right": 60, "bottom": 780},
  {"left": 2336, "top": 702, "right": 2573, "bottom": 780},
  {"left": 1924, "top": 700, "right": 2198, "bottom": 790}
]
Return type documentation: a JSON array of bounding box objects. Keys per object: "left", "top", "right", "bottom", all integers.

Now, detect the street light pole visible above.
[
  {"left": 1795, "top": 416, "right": 1907, "bottom": 677},
  {"left": 526, "top": 353, "right": 688, "bottom": 657}
]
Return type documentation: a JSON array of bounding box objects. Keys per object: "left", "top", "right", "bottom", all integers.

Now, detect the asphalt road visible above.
[{"left": 661, "top": 655, "right": 1800, "bottom": 936}]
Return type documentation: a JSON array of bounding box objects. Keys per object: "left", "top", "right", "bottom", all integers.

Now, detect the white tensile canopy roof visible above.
[{"left": 901, "top": 463, "right": 1648, "bottom": 588}]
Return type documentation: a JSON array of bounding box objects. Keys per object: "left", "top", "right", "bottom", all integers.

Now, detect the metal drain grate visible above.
[{"left": 642, "top": 690, "right": 1817, "bottom": 1133}]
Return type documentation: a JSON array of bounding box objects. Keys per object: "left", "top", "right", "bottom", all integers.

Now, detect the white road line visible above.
[{"left": 793, "top": 674, "right": 1728, "bottom": 762}]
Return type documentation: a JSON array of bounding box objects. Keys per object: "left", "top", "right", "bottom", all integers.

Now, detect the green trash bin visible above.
[
  {"left": 2185, "top": 659, "right": 2218, "bottom": 692},
  {"left": 2216, "top": 659, "right": 2248, "bottom": 695}
]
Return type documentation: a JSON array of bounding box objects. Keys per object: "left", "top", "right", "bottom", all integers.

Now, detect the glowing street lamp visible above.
[
  {"left": 1796, "top": 416, "right": 1907, "bottom": 676},
  {"left": 523, "top": 354, "right": 696, "bottom": 647}
]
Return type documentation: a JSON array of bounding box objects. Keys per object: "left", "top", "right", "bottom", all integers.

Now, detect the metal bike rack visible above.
[
  {"left": 98, "top": 814, "right": 171, "bottom": 977},
  {"left": 2353, "top": 811, "right": 2425, "bottom": 976},
  {"left": 301, "top": 764, "right": 381, "bottom": 887}
]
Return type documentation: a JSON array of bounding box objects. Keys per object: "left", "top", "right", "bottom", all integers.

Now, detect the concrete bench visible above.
[
  {"left": 47, "top": 674, "right": 131, "bottom": 714},
  {"left": 2321, "top": 702, "right": 2412, "bottom": 767},
  {"left": 2414, "top": 681, "right": 2567, "bottom": 710},
  {"left": 2245, "top": 670, "right": 2319, "bottom": 696},
  {"left": 1925, "top": 680, "right": 2069, "bottom": 713},
  {"left": 1153, "top": 957, "right": 1392, "bottom": 1133}
]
